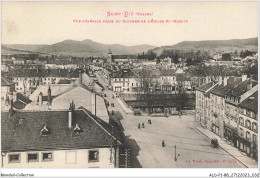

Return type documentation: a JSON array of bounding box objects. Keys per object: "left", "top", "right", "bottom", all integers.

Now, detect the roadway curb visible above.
[{"left": 191, "top": 122, "right": 249, "bottom": 168}]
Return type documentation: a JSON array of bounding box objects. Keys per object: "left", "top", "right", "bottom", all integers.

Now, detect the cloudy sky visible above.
[{"left": 2, "top": 1, "right": 258, "bottom": 47}]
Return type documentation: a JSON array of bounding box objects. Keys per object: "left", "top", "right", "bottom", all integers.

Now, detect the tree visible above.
[
  {"left": 175, "top": 76, "right": 188, "bottom": 112},
  {"left": 136, "top": 69, "right": 153, "bottom": 113},
  {"left": 222, "top": 53, "right": 231, "bottom": 61},
  {"left": 146, "top": 51, "right": 157, "bottom": 61},
  {"left": 186, "top": 58, "right": 193, "bottom": 66}
]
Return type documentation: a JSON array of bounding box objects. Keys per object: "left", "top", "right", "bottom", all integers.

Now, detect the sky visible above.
[{"left": 1, "top": 1, "right": 258, "bottom": 47}]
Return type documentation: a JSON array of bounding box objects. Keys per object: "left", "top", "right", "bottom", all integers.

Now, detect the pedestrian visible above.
[
  {"left": 150, "top": 120, "right": 152, "bottom": 124},
  {"left": 138, "top": 123, "right": 141, "bottom": 129},
  {"left": 162, "top": 140, "right": 166, "bottom": 147},
  {"left": 142, "top": 123, "right": 145, "bottom": 128}
]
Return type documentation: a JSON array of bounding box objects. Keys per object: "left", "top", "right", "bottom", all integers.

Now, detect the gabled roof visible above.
[
  {"left": 13, "top": 93, "right": 32, "bottom": 109},
  {"left": 226, "top": 79, "right": 257, "bottom": 97},
  {"left": 113, "top": 69, "right": 138, "bottom": 78},
  {"left": 29, "top": 84, "right": 74, "bottom": 101},
  {"left": 8, "top": 69, "right": 80, "bottom": 78},
  {"left": 196, "top": 82, "right": 215, "bottom": 93},
  {"left": 1, "top": 108, "right": 122, "bottom": 152},
  {"left": 53, "top": 84, "right": 102, "bottom": 102},
  {"left": 160, "top": 69, "right": 176, "bottom": 76},
  {"left": 238, "top": 91, "right": 258, "bottom": 113},
  {"left": 1, "top": 77, "right": 14, "bottom": 86},
  {"left": 210, "top": 77, "right": 242, "bottom": 97}
]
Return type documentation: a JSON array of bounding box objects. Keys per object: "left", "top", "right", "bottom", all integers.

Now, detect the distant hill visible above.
[
  {"left": 2, "top": 44, "right": 48, "bottom": 51},
  {"left": 150, "top": 37, "right": 258, "bottom": 55},
  {"left": 1, "top": 45, "right": 40, "bottom": 55},
  {"left": 2, "top": 39, "right": 156, "bottom": 57}
]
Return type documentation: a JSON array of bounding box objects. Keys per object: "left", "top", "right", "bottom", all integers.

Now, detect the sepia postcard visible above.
[{"left": 1, "top": 1, "right": 259, "bottom": 177}]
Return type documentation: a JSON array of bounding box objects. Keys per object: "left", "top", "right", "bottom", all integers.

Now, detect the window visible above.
[
  {"left": 18, "top": 118, "right": 25, "bottom": 125},
  {"left": 8, "top": 154, "right": 20, "bottom": 163},
  {"left": 246, "top": 131, "right": 251, "bottom": 140},
  {"left": 246, "top": 120, "right": 251, "bottom": 130},
  {"left": 252, "top": 122, "right": 257, "bottom": 132},
  {"left": 27, "top": 153, "right": 38, "bottom": 162},
  {"left": 41, "top": 125, "right": 50, "bottom": 136},
  {"left": 239, "top": 117, "right": 244, "bottom": 126},
  {"left": 42, "top": 152, "right": 53, "bottom": 161},
  {"left": 88, "top": 150, "right": 99, "bottom": 162},
  {"left": 252, "top": 112, "right": 256, "bottom": 119},
  {"left": 253, "top": 134, "right": 257, "bottom": 143},
  {"left": 240, "top": 128, "right": 244, "bottom": 137}
]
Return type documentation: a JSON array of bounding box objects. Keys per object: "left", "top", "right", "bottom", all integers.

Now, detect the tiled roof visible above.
[
  {"left": 29, "top": 84, "right": 74, "bottom": 101},
  {"left": 1, "top": 77, "right": 14, "bottom": 86},
  {"left": 176, "top": 73, "right": 191, "bottom": 81},
  {"left": 113, "top": 69, "right": 138, "bottom": 78},
  {"left": 226, "top": 79, "right": 257, "bottom": 97},
  {"left": 58, "top": 79, "right": 72, "bottom": 84},
  {"left": 160, "top": 69, "right": 176, "bottom": 76},
  {"left": 239, "top": 91, "right": 258, "bottom": 113},
  {"left": 8, "top": 69, "right": 80, "bottom": 78},
  {"left": 210, "top": 77, "right": 242, "bottom": 97},
  {"left": 196, "top": 82, "right": 215, "bottom": 92},
  {"left": 12, "top": 93, "right": 32, "bottom": 109},
  {"left": 1, "top": 109, "right": 122, "bottom": 152}
]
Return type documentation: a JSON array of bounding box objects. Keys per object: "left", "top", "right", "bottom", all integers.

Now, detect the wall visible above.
[
  {"left": 51, "top": 87, "right": 109, "bottom": 122},
  {"left": 3, "top": 147, "right": 116, "bottom": 168}
]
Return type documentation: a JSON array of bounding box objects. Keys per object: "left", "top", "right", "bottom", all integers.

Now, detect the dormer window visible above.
[
  {"left": 18, "top": 118, "right": 25, "bottom": 125},
  {"left": 73, "top": 124, "right": 83, "bottom": 134},
  {"left": 41, "top": 125, "right": 50, "bottom": 136}
]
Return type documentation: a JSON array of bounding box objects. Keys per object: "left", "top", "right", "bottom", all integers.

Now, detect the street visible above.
[{"left": 96, "top": 71, "right": 246, "bottom": 168}]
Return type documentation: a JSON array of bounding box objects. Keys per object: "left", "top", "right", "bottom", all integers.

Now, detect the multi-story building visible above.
[
  {"left": 24, "top": 76, "right": 109, "bottom": 122},
  {"left": 209, "top": 76, "right": 242, "bottom": 137},
  {"left": 224, "top": 77, "right": 258, "bottom": 146},
  {"left": 1, "top": 77, "right": 15, "bottom": 101},
  {"left": 111, "top": 69, "right": 140, "bottom": 93},
  {"left": 195, "top": 75, "right": 258, "bottom": 161},
  {"left": 195, "top": 82, "right": 216, "bottom": 127},
  {"left": 238, "top": 91, "right": 258, "bottom": 160},
  {"left": 9, "top": 68, "right": 80, "bottom": 95},
  {"left": 1, "top": 106, "right": 122, "bottom": 168}
]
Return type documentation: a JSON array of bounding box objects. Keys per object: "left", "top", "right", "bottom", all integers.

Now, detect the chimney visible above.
[
  {"left": 48, "top": 86, "right": 51, "bottom": 106},
  {"left": 218, "top": 76, "right": 222, "bottom": 85},
  {"left": 247, "top": 79, "right": 252, "bottom": 91},
  {"left": 242, "top": 74, "right": 247, "bottom": 82},
  {"left": 79, "top": 70, "right": 82, "bottom": 84},
  {"left": 9, "top": 99, "right": 14, "bottom": 117},
  {"left": 92, "top": 90, "right": 96, "bottom": 116},
  {"left": 13, "top": 92, "right": 17, "bottom": 102},
  {"left": 39, "top": 92, "right": 43, "bottom": 106},
  {"left": 223, "top": 76, "right": 228, "bottom": 86},
  {"left": 68, "top": 103, "right": 73, "bottom": 128}
]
